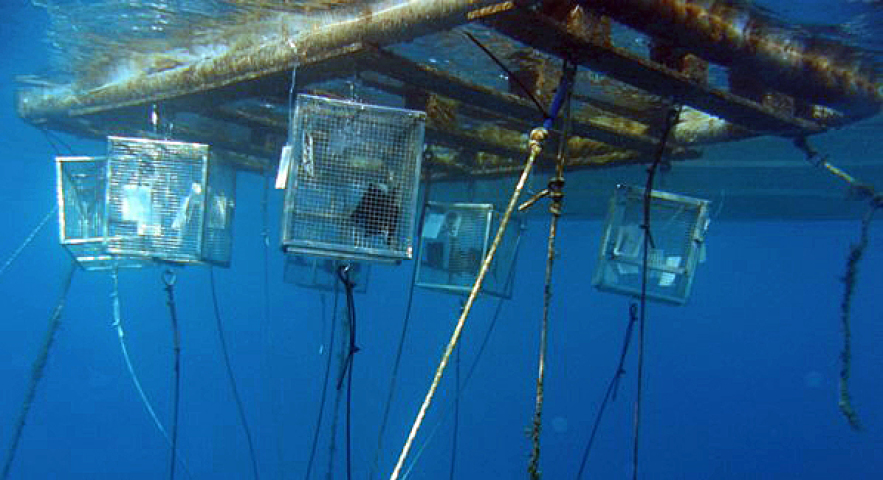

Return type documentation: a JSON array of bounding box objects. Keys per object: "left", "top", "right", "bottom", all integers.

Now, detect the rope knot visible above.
[
  {"left": 548, "top": 176, "right": 565, "bottom": 202},
  {"left": 529, "top": 127, "right": 548, "bottom": 153}
]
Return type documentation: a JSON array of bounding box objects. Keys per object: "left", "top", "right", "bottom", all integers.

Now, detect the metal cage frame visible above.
[
  {"left": 592, "top": 184, "right": 711, "bottom": 305},
  {"left": 280, "top": 94, "right": 426, "bottom": 264}
]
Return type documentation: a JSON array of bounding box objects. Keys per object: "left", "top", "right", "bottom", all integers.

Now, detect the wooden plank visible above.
[{"left": 359, "top": 47, "right": 676, "bottom": 154}]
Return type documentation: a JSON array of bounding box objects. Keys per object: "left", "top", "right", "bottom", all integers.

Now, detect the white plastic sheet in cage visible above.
[
  {"left": 280, "top": 94, "right": 425, "bottom": 264},
  {"left": 416, "top": 202, "right": 520, "bottom": 298},
  {"left": 56, "top": 155, "right": 149, "bottom": 270},
  {"left": 105, "top": 136, "right": 236, "bottom": 266},
  {"left": 283, "top": 256, "right": 369, "bottom": 293},
  {"left": 592, "top": 185, "right": 710, "bottom": 305}
]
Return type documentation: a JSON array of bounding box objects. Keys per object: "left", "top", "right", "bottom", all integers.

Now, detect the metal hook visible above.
[{"left": 162, "top": 268, "right": 177, "bottom": 287}]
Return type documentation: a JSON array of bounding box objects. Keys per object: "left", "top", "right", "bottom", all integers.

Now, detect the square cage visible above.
[
  {"left": 105, "top": 136, "right": 236, "bottom": 266},
  {"left": 416, "top": 202, "right": 520, "bottom": 298},
  {"left": 56, "top": 155, "right": 148, "bottom": 270},
  {"left": 280, "top": 94, "right": 425, "bottom": 264},
  {"left": 283, "top": 256, "right": 369, "bottom": 293},
  {"left": 592, "top": 185, "right": 710, "bottom": 305}
]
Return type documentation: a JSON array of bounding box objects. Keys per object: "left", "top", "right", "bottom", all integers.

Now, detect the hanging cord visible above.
[
  {"left": 794, "top": 136, "right": 883, "bottom": 206},
  {"left": 369, "top": 154, "right": 434, "bottom": 480},
  {"left": 2, "top": 128, "right": 73, "bottom": 280},
  {"left": 336, "top": 266, "right": 359, "bottom": 480},
  {"left": 260, "top": 173, "right": 285, "bottom": 476},
  {"left": 837, "top": 204, "right": 880, "bottom": 430},
  {"left": 448, "top": 303, "right": 462, "bottom": 480},
  {"left": 0, "top": 205, "right": 58, "bottom": 280},
  {"left": 39, "top": 126, "right": 75, "bottom": 156},
  {"left": 162, "top": 269, "right": 182, "bottom": 480},
  {"left": 461, "top": 31, "right": 549, "bottom": 119},
  {"left": 792, "top": 136, "right": 883, "bottom": 431},
  {"left": 632, "top": 104, "right": 682, "bottom": 480},
  {"left": 401, "top": 228, "right": 525, "bottom": 480},
  {"left": 1, "top": 128, "right": 70, "bottom": 279},
  {"left": 325, "top": 286, "right": 351, "bottom": 480},
  {"left": 520, "top": 60, "right": 576, "bottom": 480},
  {"left": 111, "top": 267, "right": 193, "bottom": 479},
  {"left": 305, "top": 284, "right": 340, "bottom": 480},
  {"left": 2, "top": 261, "right": 76, "bottom": 480},
  {"left": 209, "top": 268, "right": 261, "bottom": 479},
  {"left": 389, "top": 65, "right": 574, "bottom": 480},
  {"left": 325, "top": 347, "right": 346, "bottom": 480},
  {"left": 575, "top": 303, "right": 639, "bottom": 479}
]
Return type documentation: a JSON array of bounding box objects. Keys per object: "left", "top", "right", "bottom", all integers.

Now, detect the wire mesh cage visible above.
[
  {"left": 283, "top": 256, "right": 369, "bottom": 293},
  {"left": 56, "top": 155, "right": 148, "bottom": 270},
  {"left": 592, "top": 185, "right": 711, "bottom": 305},
  {"left": 416, "top": 202, "right": 520, "bottom": 298},
  {"left": 105, "top": 136, "right": 236, "bottom": 266},
  {"left": 280, "top": 94, "right": 425, "bottom": 264}
]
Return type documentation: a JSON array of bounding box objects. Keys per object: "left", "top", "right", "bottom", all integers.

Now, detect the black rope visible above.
[
  {"left": 39, "top": 127, "right": 75, "bottom": 156},
  {"left": 575, "top": 303, "right": 639, "bottom": 479},
  {"left": 2, "top": 261, "right": 76, "bottom": 480},
  {"left": 261, "top": 174, "right": 285, "bottom": 474},
  {"left": 325, "top": 362, "right": 345, "bottom": 480},
  {"left": 461, "top": 31, "right": 549, "bottom": 120},
  {"left": 305, "top": 286, "right": 339, "bottom": 480},
  {"left": 633, "top": 105, "right": 682, "bottom": 480},
  {"left": 209, "top": 268, "right": 261, "bottom": 479},
  {"left": 448, "top": 309, "right": 462, "bottom": 480},
  {"left": 369, "top": 158, "right": 433, "bottom": 480},
  {"left": 163, "top": 269, "right": 182, "bottom": 480},
  {"left": 336, "top": 267, "right": 358, "bottom": 480}
]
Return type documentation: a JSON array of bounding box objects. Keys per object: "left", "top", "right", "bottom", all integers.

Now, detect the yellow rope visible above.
[
  {"left": 822, "top": 161, "right": 858, "bottom": 185},
  {"left": 527, "top": 92, "right": 571, "bottom": 480},
  {"left": 388, "top": 127, "right": 548, "bottom": 480}
]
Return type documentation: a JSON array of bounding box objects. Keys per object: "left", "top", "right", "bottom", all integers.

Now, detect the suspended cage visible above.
[
  {"left": 415, "top": 202, "right": 520, "bottom": 298},
  {"left": 280, "top": 94, "right": 425, "bottom": 264},
  {"left": 105, "top": 136, "right": 236, "bottom": 266},
  {"left": 283, "top": 255, "right": 369, "bottom": 293},
  {"left": 592, "top": 185, "right": 711, "bottom": 305},
  {"left": 56, "top": 155, "right": 148, "bottom": 270}
]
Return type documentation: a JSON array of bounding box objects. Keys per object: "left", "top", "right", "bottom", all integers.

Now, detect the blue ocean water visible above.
[{"left": 1, "top": 1, "right": 882, "bottom": 479}]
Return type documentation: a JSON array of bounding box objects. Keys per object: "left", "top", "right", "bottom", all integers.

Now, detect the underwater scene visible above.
[{"left": 1, "top": 1, "right": 883, "bottom": 479}]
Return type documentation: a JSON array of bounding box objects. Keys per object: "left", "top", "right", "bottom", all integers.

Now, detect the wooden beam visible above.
[{"left": 486, "top": 9, "right": 825, "bottom": 136}]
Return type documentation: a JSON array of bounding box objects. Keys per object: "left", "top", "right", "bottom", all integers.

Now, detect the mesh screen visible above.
[
  {"left": 203, "top": 158, "right": 236, "bottom": 265},
  {"left": 57, "top": 155, "right": 152, "bottom": 270},
  {"left": 106, "top": 136, "right": 214, "bottom": 264},
  {"left": 58, "top": 156, "right": 106, "bottom": 245},
  {"left": 57, "top": 156, "right": 111, "bottom": 269},
  {"left": 416, "top": 202, "right": 519, "bottom": 298},
  {"left": 593, "top": 185, "right": 710, "bottom": 305},
  {"left": 282, "top": 95, "right": 425, "bottom": 263}
]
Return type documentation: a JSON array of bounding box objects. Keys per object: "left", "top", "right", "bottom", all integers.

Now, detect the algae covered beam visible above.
[
  {"left": 487, "top": 7, "right": 825, "bottom": 135},
  {"left": 16, "top": 0, "right": 525, "bottom": 121},
  {"left": 583, "top": 0, "right": 883, "bottom": 120}
]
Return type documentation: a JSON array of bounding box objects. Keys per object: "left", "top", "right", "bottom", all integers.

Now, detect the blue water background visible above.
[{"left": 1, "top": 1, "right": 882, "bottom": 479}]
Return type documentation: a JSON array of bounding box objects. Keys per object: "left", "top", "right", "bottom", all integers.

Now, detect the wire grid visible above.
[
  {"left": 282, "top": 94, "right": 425, "bottom": 262},
  {"left": 106, "top": 136, "right": 213, "bottom": 264},
  {"left": 57, "top": 155, "right": 152, "bottom": 270},
  {"left": 57, "top": 156, "right": 109, "bottom": 268},
  {"left": 592, "top": 185, "right": 710, "bottom": 305},
  {"left": 416, "top": 202, "right": 518, "bottom": 298},
  {"left": 202, "top": 158, "right": 236, "bottom": 266},
  {"left": 283, "top": 255, "right": 369, "bottom": 293}
]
